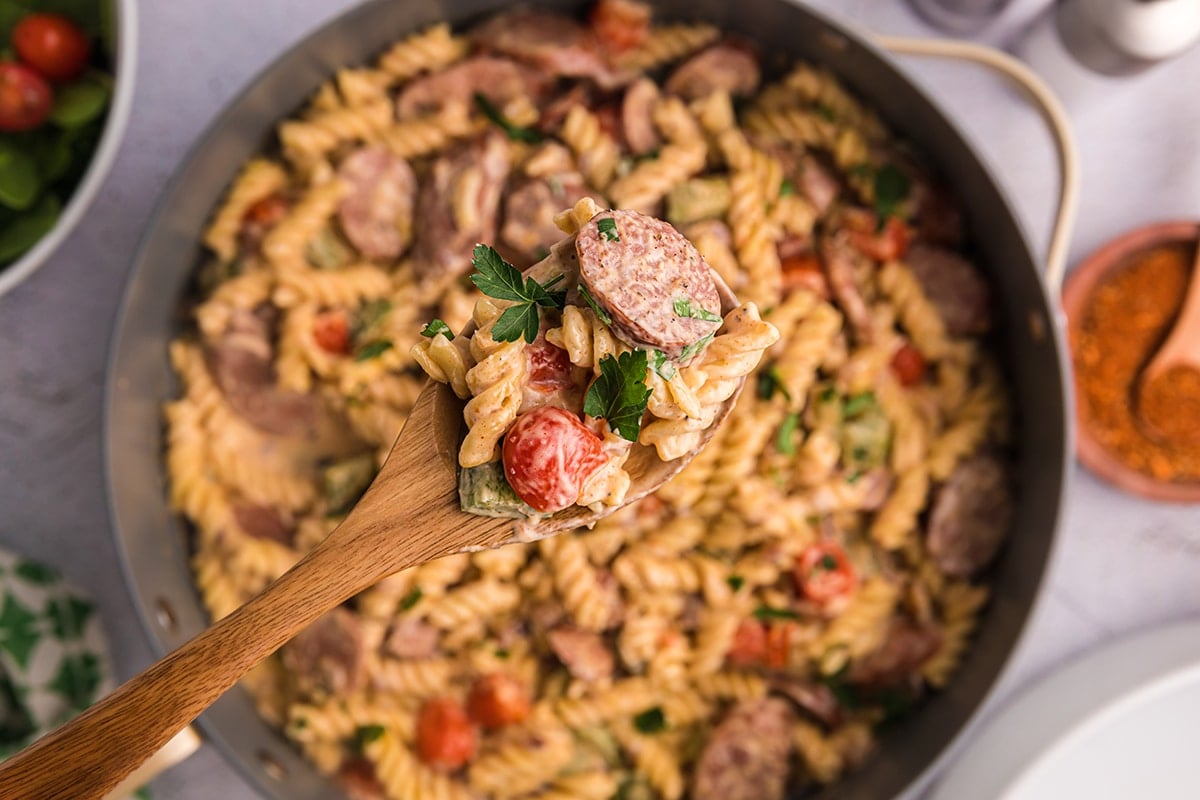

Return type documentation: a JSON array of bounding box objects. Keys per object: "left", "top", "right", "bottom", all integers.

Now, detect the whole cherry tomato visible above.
[
  {"left": 0, "top": 62, "right": 52, "bottom": 132},
  {"left": 312, "top": 310, "right": 351, "bottom": 355},
  {"left": 727, "top": 619, "right": 767, "bottom": 667},
  {"left": 890, "top": 342, "right": 927, "bottom": 387},
  {"left": 502, "top": 406, "right": 608, "bottom": 513},
  {"left": 12, "top": 13, "right": 91, "bottom": 83},
  {"left": 416, "top": 697, "right": 477, "bottom": 771},
  {"left": 467, "top": 673, "right": 531, "bottom": 728},
  {"left": 793, "top": 542, "right": 858, "bottom": 606}
]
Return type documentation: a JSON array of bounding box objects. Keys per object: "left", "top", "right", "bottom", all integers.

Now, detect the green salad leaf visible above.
[
  {"left": 0, "top": 195, "right": 59, "bottom": 261},
  {"left": 0, "top": 141, "right": 40, "bottom": 211},
  {"left": 51, "top": 75, "right": 110, "bottom": 129}
]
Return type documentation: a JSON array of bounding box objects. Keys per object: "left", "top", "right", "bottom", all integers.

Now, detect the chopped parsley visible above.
[
  {"left": 352, "top": 299, "right": 392, "bottom": 339},
  {"left": 815, "top": 104, "right": 836, "bottom": 122},
  {"left": 633, "top": 706, "right": 666, "bottom": 734},
  {"left": 354, "top": 340, "right": 393, "bottom": 362},
  {"left": 578, "top": 281, "right": 612, "bottom": 325},
  {"left": 494, "top": 647, "right": 510, "bottom": 659},
  {"left": 754, "top": 606, "right": 800, "bottom": 621},
  {"left": 420, "top": 318, "right": 454, "bottom": 339},
  {"left": 873, "top": 163, "right": 911, "bottom": 222},
  {"left": 775, "top": 412, "right": 800, "bottom": 456},
  {"left": 597, "top": 216, "right": 620, "bottom": 242},
  {"left": 844, "top": 391, "right": 876, "bottom": 417},
  {"left": 399, "top": 587, "right": 423, "bottom": 612},
  {"left": 726, "top": 575, "right": 745, "bottom": 591},
  {"left": 819, "top": 385, "right": 839, "bottom": 404},
  {"left": 647, "top": 348, "right": 676, "bottom": 381},
  {"left": 291, "top": 716, "right": 308, "bottom": 730},
  {"left": 470, "top": 244, "right": 566, "bottom": 343},
  {"left": 756, "top": 366, "right": 791, "bottom": 402},
  {"left": 678, "top": 332, "right": 715, "bottom": 363},
  {"left": 779, "top": 178, "right": 796, "bottom": 197},
  {"left": 673, "top": 297, "right": 721, "bottom": 323},
  {"left": 353, "top": 724, "right": 385, "bottom": 753},
  {"left": 846, "top": 471, "right": 862, "bottom": 484},
  {"left": 472, "top": 92, "right": 543, "bottom": 143},
  {"left": 817, "top": 554, "right": 838, "bottom": 571},
  {"left": 583, "top": 350, "right": 652, "bottom": 442}
]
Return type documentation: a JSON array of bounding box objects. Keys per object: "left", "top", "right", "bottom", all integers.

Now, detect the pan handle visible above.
[{"left": 874, "top": 35, "right": 1080, "bottom": 296}]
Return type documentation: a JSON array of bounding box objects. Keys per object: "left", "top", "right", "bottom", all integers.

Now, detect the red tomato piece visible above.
[
  {"left": 764, "top": 622, "right": 793, "bottom": 669},
  {"left": 845, "top": 210, "right": 911, "bottom": 262},
  {"left": 890, "top": 342, "right": 926, "bottom": 387},
  {"left": 0, "top": 62, "right": 52, "bottom": 132},
  {"left": 312, "top": 310, "right": 351, "bottom": 355},
  {"left": 416, "top": 697, "right": 477, "bottom": 771},
  {"left": 243, "top": 193, "right": 289, "bottom": 228},
  {"left": 780, "top": 252, "right": 828, "bottom": 296},
  {"left": 589, "top": 0, "right": 651, "bottom": 53},
  {"left": 466, "top": 673, "right": 531, "bottom": 729},
  {"left": 12, "top": 13, "right": 91, "bottom": 83},
  {"left": 525, "top": 336, "right": 574, "bottom": 392},
  {"left": 794, "top": 542, "right": 858, "bottom": 606},
  {"left": 727, "top": 619, "right": 767, "bottom": 667},
  {"left": 502, "top": 406, "right": 608, "bottom": 513}
]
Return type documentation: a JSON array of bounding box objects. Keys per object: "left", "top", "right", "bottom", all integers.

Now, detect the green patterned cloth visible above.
[{"left": 0, "top": 549, "right": 114, "bottom": 758}]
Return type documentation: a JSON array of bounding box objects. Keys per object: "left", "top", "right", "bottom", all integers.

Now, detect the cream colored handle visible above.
[
  {"left": 875, "top": 35, "right": 1080, "bottom": 294},
  {"left": 102, "top": 725, "right": 202, "bottom": 800}
]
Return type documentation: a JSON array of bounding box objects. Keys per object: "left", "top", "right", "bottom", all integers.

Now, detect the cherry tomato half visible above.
[
  {"left": 780, "top": 252, "right": 828, "bottom": 296},
  {"left": 525, "top": 335, "right": 574, "bottom": 392},
  {"left": 467, "top": 673, "right": 531, "bottom": 729},
  {"left": 794, "top": 542, "right": 858, "bottom": 606},
  {"left": 12, "top": 13, "right": 91, "bottom": 83},
  {"left": 589, "top": 0, "right": 650, "bottom": 53},
  {"left": 0, "top": 62, "right": 52, "bottom": 132},
  {"left": 727, "top": 619, "right": 767, "bottom": 667},
  {"left": 890, "top": 342, "right": 927, "bottom": 387},
  {"left": 312, "top": 310, "right": 351, "bottom": 355},
  {"left": 764, "top": 622, "right": 794, "bottom": 669},
  {"left": 502, "top": 406, "right": 608, "bottom": 513},
  {"left": 416, "top": 697, "right": 477, "bottom": 771}
]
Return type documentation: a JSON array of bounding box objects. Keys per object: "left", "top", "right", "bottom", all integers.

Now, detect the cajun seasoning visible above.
[{"left": 1071, "top": 243, "right": 1200, "bottom": 482}]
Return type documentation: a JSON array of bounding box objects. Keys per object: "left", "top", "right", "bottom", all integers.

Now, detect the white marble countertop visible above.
[{"left": 0, "top": 0, "right": 1198, "bottom": 797}]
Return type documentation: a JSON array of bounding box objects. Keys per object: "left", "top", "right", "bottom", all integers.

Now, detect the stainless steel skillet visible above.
[{"left": 104, "top": 1, "right": 1071, "bottom": 797}]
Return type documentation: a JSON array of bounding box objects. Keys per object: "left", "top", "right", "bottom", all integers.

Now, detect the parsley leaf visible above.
[
  {"left": 494, "top": 647, "right": 510, "bottom": 659},
  {"left": 420, "top": 318, "right": 454, "bottom": 339},
  {"left": 352, "top": 299, "right": 392, "bottom": 340},
  {"left": 873, "top": 163, "right": 911, "bottom": 221},
  {"left": 353, "top": 724, "right": 385, "bottom": 753},
  {"left": 399, "top": 587, "right": 423, "bottom": 612},
  {"left": 779, "top": 178, "right": 795, "bottom": 196},
  {"left": 754, "top": 606, "right": 800, "bottom": 621},
  {"left": 726, "top": 575, "right": 745, "bottom": 591},
  {"left": 355, "top": 340, "right": 393, "bottom": 362},
  {"left": 756, "top": 366, "right": 791, "bottom": 402},
  {"left": 844, "top": 391, "right": 876, "bottom": 417},
  {"left": 597, "top": 217, "right": 620, "bottom": 241},
  {"left": 673, "top": 297, "right": 721, "bottom": 323},
  {"left": 678, "top": 332, "right": 715, "bottom": 363},
  {"left": 815, "top": 104, "right": 836, "bottom": 122},
  {"left": 584, "top": 351, "right": 652, "bottom": 442},
  {"left": 578, "top": 282, "right": 612, "bottom": 325},
  {"left": 473, "top": 92, "right": 543, "bottom": 143},
  {"left": 775, "top": 412, "right": 800, "bottom": 455},
  {"left": 470, "top": 244, "right": 566, "bottom": 343},
  {"left": 633, "top": 706, "right": 666, "bottom": 734},
  {"left": 647, "top": 349, "right": 676, "bottom": 381}
]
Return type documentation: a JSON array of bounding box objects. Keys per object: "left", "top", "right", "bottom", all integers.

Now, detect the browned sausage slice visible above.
[
  {"left": 622, "top": 77, "right": 661, "bottom": 156},
  {"left": 395, "top": 56, "right": 546, "bottom": 119},
  {"left": 798, "top": 154, "right": 840, "bottom": 214},
  {"left": 501, "top": 174, "right": 604, "bottom": 265},
  {"left": 821, "top": 231, "right": 875, "bottom": 343},
  {"left": 384, "top": 617, "right": 441, "bottom": 660},
  {"left": 692, "top": 697, "right": 793, "bottom": 800},
  {"left": 232, "top": 501, "right": 294, "bottom": 545},
  {"left": 665, "top": 42, "right": 761, "bottom": 101},
  {"left": 768, "top": 675, "right": 843, "bottom": 727},
  {"left": 281, "top": 608, "right": 366, "bottom": 696},
  {"left": 905, "top": 243, "right": 992, "bottom": 336},
  {"left": 412, "top": 132, "right": 512, "bottom": 283},
  {"left": 546, "top": 626, "right": 614, "bottom": 683},
  {"left": 575, "top": 209, "right": 721, "bottom": 359},
  {"left": 336, "top": 145, "right": 416, "bottom": 261},
  {"left": 470, "top": 9, "right": 629, "bottom": 88},
  {"left": 927, "top": 454, "right": 1013, "bottom": 577},
  {"left": 337, "top": 757, "right": 386, "bottom": 800},
  {"left": 848, "top": 620, "right": 943, "bottom": 688}
]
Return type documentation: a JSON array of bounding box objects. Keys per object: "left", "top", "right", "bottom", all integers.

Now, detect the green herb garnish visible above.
[
  {"left": 494, "top": 647, "right": 510, "bottom": 659},
  {"left": 633, "top": 706, "right": 666, "bottom": 734},
  {"left": 578, "top": 281, "right": 612, "bottom": 325},
  {"left": 673, "top": 297, "right": 721, "bottom": 323},
  {"left": 843, "top": 391, "right": 876, "bottom": 417},
  {"left": 647, "top": 348, "right": 676, "bottom": 381},
  {"left": 873, "top": 163, "right": 911, "bottom": 222},
  {"left": 819, "top": 385, "right": 838, "bottom": 404},
  {"left": 846, "top": 471, "right": 862, "bottom": 484},
  {"left": 678, "top": 332, "right": 715, "bottom": 363},
  {"left": 583, "top": 351, "right": 652, "bottom": 442},
  {"left": 775, "top": 412, "right": 800, "bottom": 456},
  {"left": 756, "top": 367, "right": 791, "bottom": 402},
  {"left": 818, "top": 554, "right": 838, "bottom": 571},
  {"left": 779, "top": 178, "right": 795, "bottom": 197},
  {"left": 726, "top": 575, "right": 745, "bottom": 591},
  {"left": 420, "top": 318, "right": 454, "bottom": 339},
  {"left": 354, "top": 340, "right": 393, "bottom": 362},
  {"left": 353, "top": 724, "right": 385, "bottom": 753},
  {"left": 470, "top": 244, "right": 566, "bottom": 343},
  {"left": 399, "top": 587, "right": 423, "bottom": 612},
  {"left": 754, "top": 606, "right": 800, "bottom": 621},
  {"left": 353, "top": 299, "right": 392, "bottom": 339},
  {"left": 597, "top": 216, "right": 620, "bottom": 242},
  {"left": 472, "top": 92, "right": 543, "bottom": 143},
  {"left": 814, "top": 104, "right": 836, "bottom": 122}
]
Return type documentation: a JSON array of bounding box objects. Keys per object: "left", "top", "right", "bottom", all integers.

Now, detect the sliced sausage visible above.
[
  {"left": 622, "top": 78, "right": 661, "bottom": 156},
  {"left": 384, "top": 617, "right": 441, "bottom": 661},
  {"left": 336, "top": 145, "right": 416, "bottom": 261},
  {"left": 575, "top": 209, "right": 721, "bottom": 359},
  {"left": 849, "top": 620, "right": 943, "bottom": 688},
  {"left": 927, "top": 454, "right": 1013, "bottom": 578},
  {"left": 912, "top": 177, "right": 966, "bottom": 249},
  {"left": 282, "top": 608, "right": 366, "bottom": 696},
  {"left": 665, "top": 42, "right": 761, "bottom": 101},
  {"left": 337, "top": 758, "right": 386, "bottom": 800},
  {"left": 502, "top": 174, "right": 604, "bottom": 265},
  {"left": 768, "top": 676, "right": 843, "bottom": 727},
  {"left": 537, "top": 84, "right": 591, "bottom": 135},
  {"left": 692, "top": 697, "right": 793, "bottom": 800},
  {"left": 232, "top": 501, "right": 294, "bottom": 546},
  {"left": 470, "top": 9, "right": 629, "bottom": 89},
  {"left": 412, "top": 132, "right": 511, "bottom": 283},
  {"left": 820, "top": 232, "right": 875, "bottom": 343},
  {"left": 798, "top": 155, "right": 840, "bottom": 215},
  {"left": 905, "top": 243, "right": 992, "bottom": 336},
  {"left": 546, "top": 626, "right": 614, "bottom": 683},
  {"left": 395, "top": 56, "right": 546, "bottom": 119}
]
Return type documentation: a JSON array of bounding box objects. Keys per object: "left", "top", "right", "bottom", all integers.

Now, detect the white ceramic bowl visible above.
[{"left": 0, "top": 0, "right": 138, "bottom": 298}]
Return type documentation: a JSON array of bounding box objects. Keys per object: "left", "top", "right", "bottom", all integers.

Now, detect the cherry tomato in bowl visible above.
[
  {"left": 0, "top": 62, "right": 52, "bottom": 132},
  {"left": 794, "top": 541, "right": 858, "bottom": 605},
  {"left": 12, "top": 13, "right": 92, "bottom": 83}
]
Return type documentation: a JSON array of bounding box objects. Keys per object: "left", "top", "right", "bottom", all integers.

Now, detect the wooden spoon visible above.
[
  {"left": 1136, "top": 235, "right": 1200, "bottom": 445},
  {"left": 0, "top": 274, "right": 742, "bottom": 800}
]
